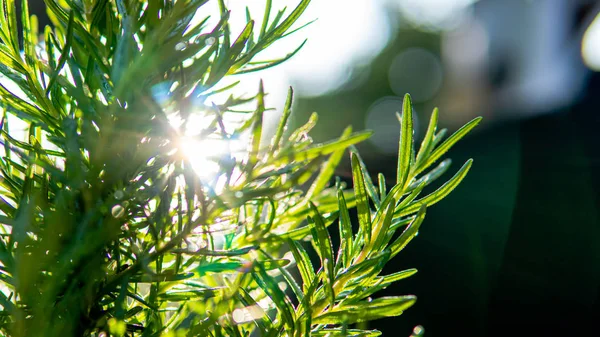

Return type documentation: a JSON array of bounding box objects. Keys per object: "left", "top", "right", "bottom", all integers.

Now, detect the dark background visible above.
[{"left": 288, "top": 1, "right": 600, "bottom": 336}]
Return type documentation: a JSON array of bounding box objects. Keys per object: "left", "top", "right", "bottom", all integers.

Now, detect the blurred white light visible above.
[
  {"left": 442, "top": 18, "right": 489, "bottom": 78},
  {"left": 283, "top": 0, "right": 393, "bottom": 96},
  {"left": 582, "top": 12, "right": 600, "bottom": 71},
  {"left": 0, "top": 76, "right": 31, "bottom": 146},
  {"left": 190, "top": 0, "right": 395, "bottom": 99},
  {"left": 185, "top": 0, "right": 401, "bottom": 142},
  {"left": 179, "top": 137, "right": 231, "bottom": 179},
  {"left": 177, "top": 114, "right": 247, "bottom": 182},
  {"left": 393, "top": 0, "right": 477, "bottom": 31},
  {"left": 231, "top": 305, "right": 266, "bottom": 324},
  {"left": 388, "top": 48, "right": 443, "bottom": 102}
]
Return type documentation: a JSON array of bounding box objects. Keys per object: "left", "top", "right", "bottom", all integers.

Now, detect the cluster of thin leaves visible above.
[{"left": 0, "top": 0, "right": 480, "bottom": 336}]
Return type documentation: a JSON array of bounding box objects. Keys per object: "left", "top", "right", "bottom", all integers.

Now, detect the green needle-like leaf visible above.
[
  {"left": 311, "top": 328, "right": 382, "bottom": 337},
  {"left": 3, "top": 0, "right": 20, "bottom": 52},
  {"left": 350, "top": 148, "right": 380, "bottom": 207},
  {"left": 369, "top": 198, "right": 395, "bottom": 253},
  {"left": 313, "top": 296, "right": 416, "bottom": 325},
  {"left": 351, "top": 152, "right": 372, "bottom": 245},
  {"left": 235, "top": 39, "right": 307, "bottom": 74},
  {"left": 396, "top": 159, "right": 473, "bottom": 217},
  {"left": 390, "top": 205, "right": 426, "bottom": 258},
  {"left": 409, "top": 158, "right": 451, "bottom": 190},
  {"left": 309, "top": 202, "right": 335, "bottom": 307},
  {"left": 306, "top": 126, "right": 352, "bottom": 201},
  {"left": 247, "top": 80, "right": 265, "bottom": 173},
  {"left": 414, "top": 117, "right": 482, "bottom": 176},
  {"left": 288, "top": 239, "right": 316, "bottom": 294},
  {"left": 46, "top": 11, "right": 75, "bottom": 95},
  {"left": 378, "top": 173, "right": 386, "bottom": 201},
  {"left": 415, "top": 107, "right": 438, "bottom": 166},
  {"left": 273, "top": 130, "right": 372, "bottom": 166},
  {"left": 260, "top": 0, "right": 273, "bottom": 39},
  {"left": 270, "top": 87, "right": 293, "bottom": 156},
  {"left": 396, "top": 94, "right": 414, "bottom": 189},
  {"left": 252, "top": 263, "right": 296, "bottom": 333},
  {"left": 371, "top": 269, "right": 418, "bottom": 288},
  {"left": 336, "top": 188, "right": 354, "bottom": 271}
]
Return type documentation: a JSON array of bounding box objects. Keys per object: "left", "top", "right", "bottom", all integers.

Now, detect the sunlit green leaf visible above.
[
  {"left": 313, "top": 296, "right": 416, "bottom": 324},
  {"left": 306, "top": 126, "right": 352, "bottom": 201},
  {"left": 273, "top": 130, "right": 372, "bottom": 166},
  {"left": 351, "top": 152, "right": 372, "bottom": 244},
  {"left": 288, "top": 239, "right": 316, "bottom": 294},
  {"left": 390, "top": 206, "right": 426, "bottom": 258},
  {"left": 413, "top": 117, "right": 481, "bottom": 176},
  {"left": 415, "top": 107, "right": 438, "bottom": 167},
  {"left": 252, "top": 263, "right": 295, "bottom": 333},
  {"left": 396, "top": 94, "right": 414, "bottom": 189},
  {"left": 308, "top": 202, "right": 335, "bottom": 307},
  {"left": 311, "top": 328, "right": 382, "bottom": 337},
  {"left": 396, "top": 159, "right": 473, "bottom": 217},
  {"left": 335, "top": 188, "right": 353, "bottom": 271}
]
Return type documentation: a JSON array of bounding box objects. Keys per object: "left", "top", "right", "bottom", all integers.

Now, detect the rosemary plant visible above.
[{"left": 0, "top": 0, "right": 480, "bottom": 336}]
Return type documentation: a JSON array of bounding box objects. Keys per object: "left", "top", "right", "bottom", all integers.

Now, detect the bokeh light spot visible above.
[
  {"left": 388, "top": 48, "right": 443, "bottom": 102},
  {"left": 111, "top": 205, "right": 125, "bottom": 218},
  {"left": 582, "top": 12, "right": 600, "bottom": 71}
]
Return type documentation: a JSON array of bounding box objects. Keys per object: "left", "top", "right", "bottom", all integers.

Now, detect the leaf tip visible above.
[{"left": 403, "top": 93, "right": 412, "bottom": 106}]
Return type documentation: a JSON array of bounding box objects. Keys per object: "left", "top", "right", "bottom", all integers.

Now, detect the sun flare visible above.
[
  {"left": 167, "top": 109, "right": 246, "bottom": 181},
  {"left": 179, "top": 136, "right": 239, "bottom": 179}
]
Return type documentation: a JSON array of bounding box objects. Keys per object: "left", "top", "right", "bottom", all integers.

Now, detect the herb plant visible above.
[{"left": 0, "top": 0, "right": 481, "bottom": 336}]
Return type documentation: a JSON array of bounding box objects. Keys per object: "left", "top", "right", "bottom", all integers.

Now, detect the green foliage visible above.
[{"left": 0, "top": 0, "right": 480, "bottom": 336}]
